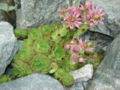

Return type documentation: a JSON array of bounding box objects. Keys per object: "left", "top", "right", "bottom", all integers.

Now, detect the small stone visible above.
[
  {"left": 65, "top": 64, "right": 93, "bottom": 90},
  {"left": 70, "top": 64, "right": 93, "bottom": 82}
]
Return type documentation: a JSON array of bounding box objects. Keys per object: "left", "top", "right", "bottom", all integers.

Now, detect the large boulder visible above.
[
  {"left": 88, "top": 0, "right": 120, "bottom": 37},
  {"left": 0, "top": 73, "right": 64, "bottom": 90},
  {"left": 0, "top": 21, "right": 17, "bottom": 75},
  {"left": 16, "top": 0, "right": 81, "bottom": 29},
  {"left": 87, "top": 34, "right": 120, "bottom": 90}
]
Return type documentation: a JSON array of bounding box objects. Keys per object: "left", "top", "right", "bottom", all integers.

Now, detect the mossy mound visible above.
[{"left": 11, "top": 23, "right": 104, "bottom": 86}]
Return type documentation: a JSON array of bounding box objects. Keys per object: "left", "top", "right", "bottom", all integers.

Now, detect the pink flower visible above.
[
  {"left": 72, "top": 45, "right": 80, "bottom": 52},
  {"left": 68, "top": 6, "right": 81, "bottom": 17},
  {"left": 79, "top": 39, "right": 86, "bottom": 48},
  {"left": 78, "top": 39, "right": 94, "bottom": 51},
  {"left": 79, "top": 57, "right": 84, "bottom": 63},
  {"left": 64, "top": 44, "right": 70, "bottom": 50},
  {"left": 70, "top": 53, "right": 79, "bottom": 59},
  {"left": 89, "top": 7, "right": 105, "bottom": 24},
  {"left": 80, "top": 0, "right": 94, "bottom": 16},
  {"left": 65, "top": 14, "right": 82, "bottom": 29}
]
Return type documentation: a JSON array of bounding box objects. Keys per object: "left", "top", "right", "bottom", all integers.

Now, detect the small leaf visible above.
[{"left": 49, "top": 68, "right": 58, "bottom": 74}]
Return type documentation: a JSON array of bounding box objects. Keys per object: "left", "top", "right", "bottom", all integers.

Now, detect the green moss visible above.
[
  {"left": 14, "top": 29, "right": 28, "bottom": 40},
  {"left": 0, "top": 75, "right": 11, "bottom": 84}
]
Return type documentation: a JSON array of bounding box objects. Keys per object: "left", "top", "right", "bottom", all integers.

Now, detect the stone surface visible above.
[
  {"left": 70, "top": 64, "right": 93, "bottom": 82},
  {"left": 0, "top": 11, "right": 5, "bottom": 21},
  {"left": 16, "top": 0, "right": 82, "bottom": 29},
  {"left": 88, "top": 0, "right": 120, "bottom": 37},
  {"left": 0, "top": 73, "right": 64, "bottom": 90},
  {"left": 17, "top": 40, "right": 24, "bottom": 50},
  {"left": 66, "top": 82, "right": 85, "bottom": 90},
  {"left": 87, "top": 34, "right": 120, "bottom": 90},
  {"left": 0, "top": 21, "right": 17, "bottom": 75},
  {"left": 5, "top": 40, "right": 24, "bottom": 75},
  {"left": 65, "top": 64, "right": 93, "bottom": 90},
  {"left": 80, "top": 31, "right": 113, "bottom": 52}
]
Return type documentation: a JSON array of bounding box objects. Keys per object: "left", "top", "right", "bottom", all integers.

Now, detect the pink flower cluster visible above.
[
  {"left": 59, "top": 0, "right": 105, "bottom": 29},
  {"left": 64, "top": 39, "right": 94, "bottom": 63}
]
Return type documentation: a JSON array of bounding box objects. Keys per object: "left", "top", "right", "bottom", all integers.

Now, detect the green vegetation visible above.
[
  {"left": 10, "top": 23, "right": 103, "bottom": 86},
  {"left": 14, "top": 29, "right": 28, "bottom": 40},
  {"left": 0, "top": 75, "right": 11, "bottom": 84},
  {"left": 12, "top": 24, "right": 76, "bottom": 86}
]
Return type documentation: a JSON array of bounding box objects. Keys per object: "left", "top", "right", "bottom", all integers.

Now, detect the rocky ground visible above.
[{"left": 0, "top": 0, "right": 120, "bottom": 90}]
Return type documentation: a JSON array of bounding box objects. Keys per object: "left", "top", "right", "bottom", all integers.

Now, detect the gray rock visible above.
[
  {"left": 16, "top": 0, "right": 82, "bottom": 29},
  {"left": 0, "top": 73, "right": 64, "bottom": 90},
  {"left": 65, "top": 64, "right": 93, "bottom": 90},
  {"left": 70, "top": 64, "right": 93, "bottom": 82},
  {"left": 80, "top": 31, "right": 113, "bottom": 52},
  {"left": 88, "top": 0, "right": 120, "bottom": 37},
  {"left": 17, "top": 40, "right": 24, "bottom": 50},
  {"left": 0, "top": 21, "right": 17, "bottom": 75},
  {"left": 5, "top": 40, "right": 23, "bottom": 75},
  {"left": 87, "top": 34, "right": 120, "bottom": 90},
  {"left": 0, "top": 11, "right": 5, "bottom": 21},
  {"left": 66, "top": 82, "right": 85, "bottom": 90}
]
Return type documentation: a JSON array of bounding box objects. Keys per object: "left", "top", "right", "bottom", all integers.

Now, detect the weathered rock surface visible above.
[
  {"left": 16, "top": 0, "right": 81, "bottom": 29},
  {"left": 70, "top": 64, "right": 93, "bottom": 82},
  {"left": 80, "top": 31, "right": 113, "bottom": 52},
  {"left": 89, "top": 0, "right": 120, "bottom": 37},
  {"left": 87, "top": 34, "right": 120, "bottom": 90},
  {"left": 66, "top": 64, "right": 93, "bottom": 90},
  {"left": 0, "top": 21, "right": 17, "bottom": 75},
  {"left": 0, "top": 73, "right": 64, "bottom": 90},
  {"left": 0, "top": 11, "right": 5, "bottom": 21}
]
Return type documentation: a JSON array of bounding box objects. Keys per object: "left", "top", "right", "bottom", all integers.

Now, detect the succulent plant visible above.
[
  {"left": 12, "top": 23, "right": 104, "bottom": 86},
  {"left": 12, "top": 24, "right": 76, "bottom": 86},
  {"left": 14, "top": 29, "right": 28, "bottom": 40}
]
